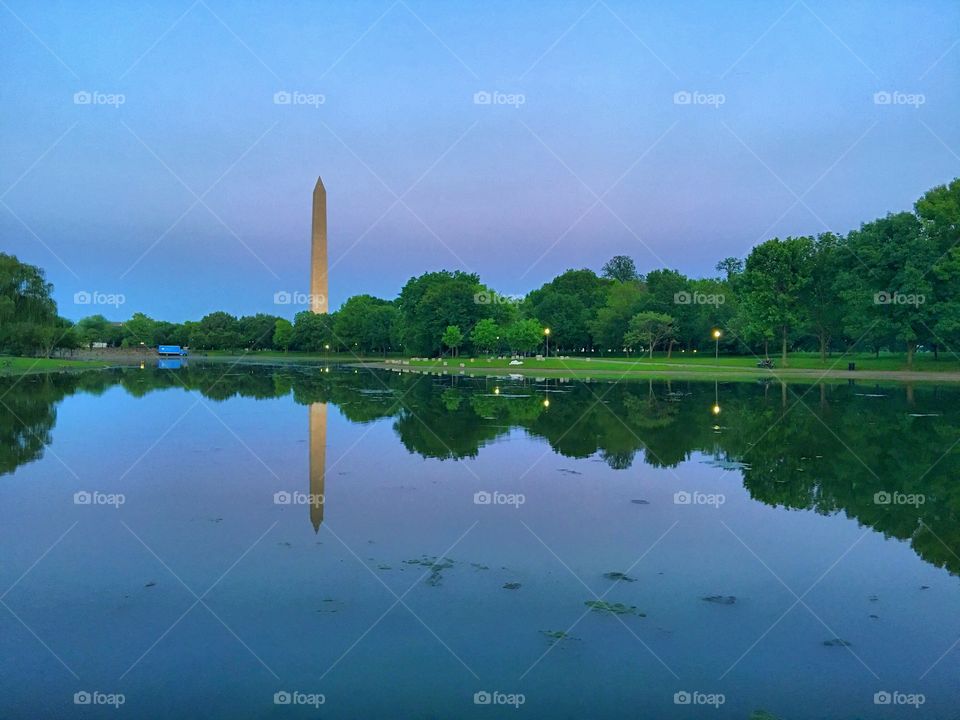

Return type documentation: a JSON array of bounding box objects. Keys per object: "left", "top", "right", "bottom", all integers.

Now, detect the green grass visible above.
[
  {"left": 0, "top": 356, "right": 110, "bottom": 376},
  {"left": 398, "top": 351, "right": 960, "bottom": 375}
]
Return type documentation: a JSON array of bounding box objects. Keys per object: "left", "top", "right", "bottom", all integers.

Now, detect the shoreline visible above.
[
  {"left": 355, "top": 360, "right": 960, "bottom": 384},
  {"left": 7, "top": 353, "right": 960, "bottom": 383}
]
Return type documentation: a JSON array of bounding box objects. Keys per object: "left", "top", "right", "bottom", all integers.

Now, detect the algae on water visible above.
[
  {"left": 584, "top": 600, "right": 645, "bottom": 616},
  {"left": 403, "top": 555, "right": 456, "bottom": 586}
]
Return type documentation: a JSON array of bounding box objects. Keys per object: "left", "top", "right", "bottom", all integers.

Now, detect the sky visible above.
[{"left": 1, "top": 0, "right": 958, "bottom": 322}]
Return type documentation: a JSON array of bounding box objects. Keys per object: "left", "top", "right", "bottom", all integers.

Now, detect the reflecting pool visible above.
[{"left": 1, "top": 364, "right": 958, "bottom": 718}]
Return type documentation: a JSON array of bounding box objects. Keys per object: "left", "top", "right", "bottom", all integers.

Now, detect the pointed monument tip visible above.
[{"left": 314, "top": 175, "right": 325, "bottom": 191}]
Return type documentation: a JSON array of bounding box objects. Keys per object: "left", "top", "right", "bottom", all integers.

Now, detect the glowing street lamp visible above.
[
  {"left": 544, "top": 327, "right": 551, "bottom": 357},
  {"left": 712, "top": 329, "right": 722, "bottom": 359}
]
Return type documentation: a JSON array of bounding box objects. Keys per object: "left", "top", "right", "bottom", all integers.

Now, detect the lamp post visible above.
[
  {"left": 544, "top": 327, "right": 551, "bottom": 357},
  {"left": 712, "top": 329, "right": 721, "bottom": 360}
]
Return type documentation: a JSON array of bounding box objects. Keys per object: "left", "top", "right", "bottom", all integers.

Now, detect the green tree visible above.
[
  {"left": 122, "top": 312, "right": 160, "bottom": 347},
  {"left": 715, "top": 257, "right": 744, "bottom": 281},
  {"left": 335, "top": 295, "right": 397, "bottom": 354},
  {"left": 441, "top": 325, "right": 464, "bottom": 357},
  {"left": 291, "top": 311, "right": 336, "bottom": 352},
  {"left": 505, "top": 319, "right": 543, "bottom": 355},
  {"left": 624, "top": 311, "right": 676, "bottom": 358},
  {"left": 840, "top": 213, "right": 934, "bottom": 367},
  {"left": 75, "top": 315, "right": 114, "bottom": 348},
  {"left": 471, "top": 318, "right": 500, "bottom": 354},
  {"left": 0, "top": 253, "right": 58, "bottom": 355},
  {"left": 526, "top": 269, "right": 609, "bottom": 351},
  {"left": 189, "top": 312, "right": 242, "bottom": 350},
  {"left": 739, "top": 236, "right": 814, "bottom": 365},
  {"left": 397, "top": 271, "right": 489, "bottom": 356},
  {"left": 804, "top": 233, "right": 846, "bottom": 361},
  {"left": 590, "top": 280, "right": 647, "bottom": 353},
  {"left": 643, "top": 269, "right": 694, "bottom": 356},
  {"left": 916, "top": 178, "right": 960, "bottom": 356},
  {"left": 239, "top": 314, "right": 282, "bottom": 350},
  {"left": 601, "top": 255, "right": 639, "bottom": 282},
  {"left": 273, "top": 318, "right": 294, "bottom": 351}
]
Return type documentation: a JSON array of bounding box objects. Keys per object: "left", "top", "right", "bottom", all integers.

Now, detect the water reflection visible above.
[
  {"left": 1, "top": 365, "right": 958, "bottom": 574},
  {"left": 309, "top": 402, "right": 326, "bottom": 532}
]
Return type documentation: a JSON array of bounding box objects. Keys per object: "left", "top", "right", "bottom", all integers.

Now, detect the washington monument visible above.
[
  {"left": 309, "top": 176, "right": 328, "bottom": 531},
  {"left": 310, "top": 176, "right": 328, "bottom": 314}
]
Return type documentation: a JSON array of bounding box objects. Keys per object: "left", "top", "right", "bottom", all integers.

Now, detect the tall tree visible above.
[
  {"left": 504, "top": 319, "right": 543, "bottom": 355},
  {"left": 526, "top": 269, "right": 609, "bottom": 351},
  {"left": 441, "top": 325, "right": 464, "bottom": 357},
  {"left": 715, "top": 257, "right": 744, "bottom": 281},
  {"left": 624, "top": 311, "right": 677, "bottom": 358},
  {"left": 916, "top": 178, "right": 960, "bottom": 355},
  {"left": 840, "top": 213, "right": 934, "bottom": 367},
  {"left": 291, "top": 311, "right": 336, "bottom": 352},
  {"left": 739, "top": 237, "right": 814, "bottom": 365},
  {"left": 397, "top": 271, "right": 489, "bottom": 356},
  {"left": 471, "top": 318, "right": 501, "bottom": 354},
  {"left": 591, "top": 280, "right": 647, "bottom": 353},
  {"left": 804, "top": 233, "right": 846, "bottom": 361},
  {"left": 601, "top": 255, "right": 639, "bottom": 282},
  {"left": 0, "top": 253, "right": 58, "bottom": 355},
  {"left": 273, "top": 318, "right": 294, "bottom": 352}
]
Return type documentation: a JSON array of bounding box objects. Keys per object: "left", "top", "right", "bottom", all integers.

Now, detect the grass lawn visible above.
[
  {"left": 396, "top": 351, "right": 960, "bottom": 375},
  {"left": 0, "top": 356, "right": 111, "bottom": 376}
]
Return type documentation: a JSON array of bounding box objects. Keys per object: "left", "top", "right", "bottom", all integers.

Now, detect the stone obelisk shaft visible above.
[{"left": 310, "top": 177, "right": 328, "bottom": 314}]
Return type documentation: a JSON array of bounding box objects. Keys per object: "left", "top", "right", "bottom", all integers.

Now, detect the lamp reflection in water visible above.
[{"left": 309, "top": 402, "right": 327, "bottom": 532}]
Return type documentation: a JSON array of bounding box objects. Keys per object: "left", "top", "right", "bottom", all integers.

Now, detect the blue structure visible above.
[{"left": 157, "top": 345, "right": 188, "bottom": 356}]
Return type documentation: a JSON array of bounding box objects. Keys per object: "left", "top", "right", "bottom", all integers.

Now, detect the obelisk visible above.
[
  {"left": 310, "top": 177, "right": 328, "bottom": 314},
  {"left": 308, "top": 177, "right": 328, "bottom": 531}
]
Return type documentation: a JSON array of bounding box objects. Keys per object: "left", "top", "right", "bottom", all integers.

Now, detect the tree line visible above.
[{"left": 2, "top": 177, "right": 957, "bottom": 366}]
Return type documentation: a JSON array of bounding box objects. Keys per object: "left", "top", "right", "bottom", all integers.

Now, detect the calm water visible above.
[{"left": 1, "top": 363, "right": 959, "bottom": 719}]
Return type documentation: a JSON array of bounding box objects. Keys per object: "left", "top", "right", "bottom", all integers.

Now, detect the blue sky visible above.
[{"left": 1, "top": 0, "right": 958, "bottom": 321}]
